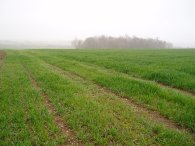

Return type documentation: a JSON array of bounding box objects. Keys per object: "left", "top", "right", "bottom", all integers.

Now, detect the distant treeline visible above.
[{"left": 72, "top": 35, "right": 173, "bottom": 49}]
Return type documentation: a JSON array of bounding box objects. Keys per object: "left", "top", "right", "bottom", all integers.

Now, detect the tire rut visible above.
[
  {"left": 0, "top": 51, "right": 6, "bottom": 60},
  {"left": 24, "top": 52, "right": 195, "bottom": 98},
  {"left": 22, "top": 64, "right": 82, "bottom": 146},
  {"left": 0, "top": 51, "right": 6, "bottom": 68},
  {"left": 61, "top": 58, "right": 195, "bottom": 98},
  {"left": 44, "top": 62, "right": 194, "bottom": 136}
]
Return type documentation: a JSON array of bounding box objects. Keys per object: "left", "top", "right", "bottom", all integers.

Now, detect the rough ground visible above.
[
  {"left": 0, "top": 51, "right": 6, "bottom": 67},
  {"left": 0, "top": 51, "right": 6, "bottom": 60}
]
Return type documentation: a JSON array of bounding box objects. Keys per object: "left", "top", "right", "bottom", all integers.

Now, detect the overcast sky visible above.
[{"left": 0, "top": 0, "right": 195, "bottom": 47}]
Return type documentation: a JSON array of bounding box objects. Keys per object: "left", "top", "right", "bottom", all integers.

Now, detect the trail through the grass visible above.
[{"left": 0, "top": 51, "right": 6, "bottom": 68}]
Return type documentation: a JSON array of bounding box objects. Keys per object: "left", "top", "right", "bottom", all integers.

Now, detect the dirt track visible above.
[
  {"left": 45, "top": 62, "right": 194, "bottom": 135},
  {"left": 0, "top": 51, "right": 6, "bottom": 60},
  {"left": 22, "top": 64, "right": 82, "bottom": 146}
]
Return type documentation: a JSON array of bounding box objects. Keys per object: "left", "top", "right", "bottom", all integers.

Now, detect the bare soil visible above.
[{"left": 0, "top": 51, "right": 6, "bottom": 60}]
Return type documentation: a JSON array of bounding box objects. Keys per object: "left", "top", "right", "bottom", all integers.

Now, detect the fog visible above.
[{"left": 0, "top": 0, "right": 195, "bottom": 48}]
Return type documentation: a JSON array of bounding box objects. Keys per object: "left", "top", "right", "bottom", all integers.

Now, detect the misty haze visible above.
[
  {"left": 0, "top": 0, "right": 195, "bottom": 146},
  {"left": 0, "top": 0, "right": 195, "bottom": 48}
]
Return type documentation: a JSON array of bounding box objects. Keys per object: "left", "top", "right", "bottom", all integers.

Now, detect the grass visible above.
[
  {"left": 0, "top": 51, "right": 65, "bottom": 145},
  {"left": 0, "top": 49, "right": 195, "bottom": 145},
  {"left": 26, "top": 50, "right": 195, "bottom": 132},
  {"left": 29, "top": 49, "right": 195, "bottom": 93}
]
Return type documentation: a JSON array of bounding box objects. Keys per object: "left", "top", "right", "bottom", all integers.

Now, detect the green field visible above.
[{"left": 0, "top": 49, "right": 195, "bottom": 145}]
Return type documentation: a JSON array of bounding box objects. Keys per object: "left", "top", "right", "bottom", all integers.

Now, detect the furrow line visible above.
[
  {"left": 0, "top": 51, "right": 6, "bottom": 60},
  {"left": 24, "top": 52, "right": 195, "bottom": 97},
  {"left": 63, "top": 58, "right": 195, "bottom": 98},
  {"left": 44, "top": 62, "right": 193, "bottom": 135},
  {"left": 0, "top": 51, "right": 6, "bottom": 68},
  {"left": 22, "top": 64, "right": 82, "bottom": 146}
]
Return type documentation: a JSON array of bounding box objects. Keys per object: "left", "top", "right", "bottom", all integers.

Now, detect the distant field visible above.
[{"left": 0, "top": 49, "right": 195, "bottom": 145}]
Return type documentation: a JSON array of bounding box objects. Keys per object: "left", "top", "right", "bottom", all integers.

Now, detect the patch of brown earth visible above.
[{"left": 0, "top": 51, "right": 6, "bottom": 60}]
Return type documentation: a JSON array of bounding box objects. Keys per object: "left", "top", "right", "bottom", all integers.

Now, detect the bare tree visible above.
[{"left": 72, "top": 39, "right": 83, "bottom": 49}]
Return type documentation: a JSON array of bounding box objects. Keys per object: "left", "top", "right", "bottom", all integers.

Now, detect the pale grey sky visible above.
[{"left": 0, "top": 0, "right": 195, "bottom": 47}]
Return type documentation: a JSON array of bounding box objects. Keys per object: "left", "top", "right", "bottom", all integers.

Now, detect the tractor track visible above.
[
  {"left": 22, "top": 64, "right": 82, "bottom": 146},
  {"left": 44, "top": 62, "right": 194, "bottom": 136}
]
